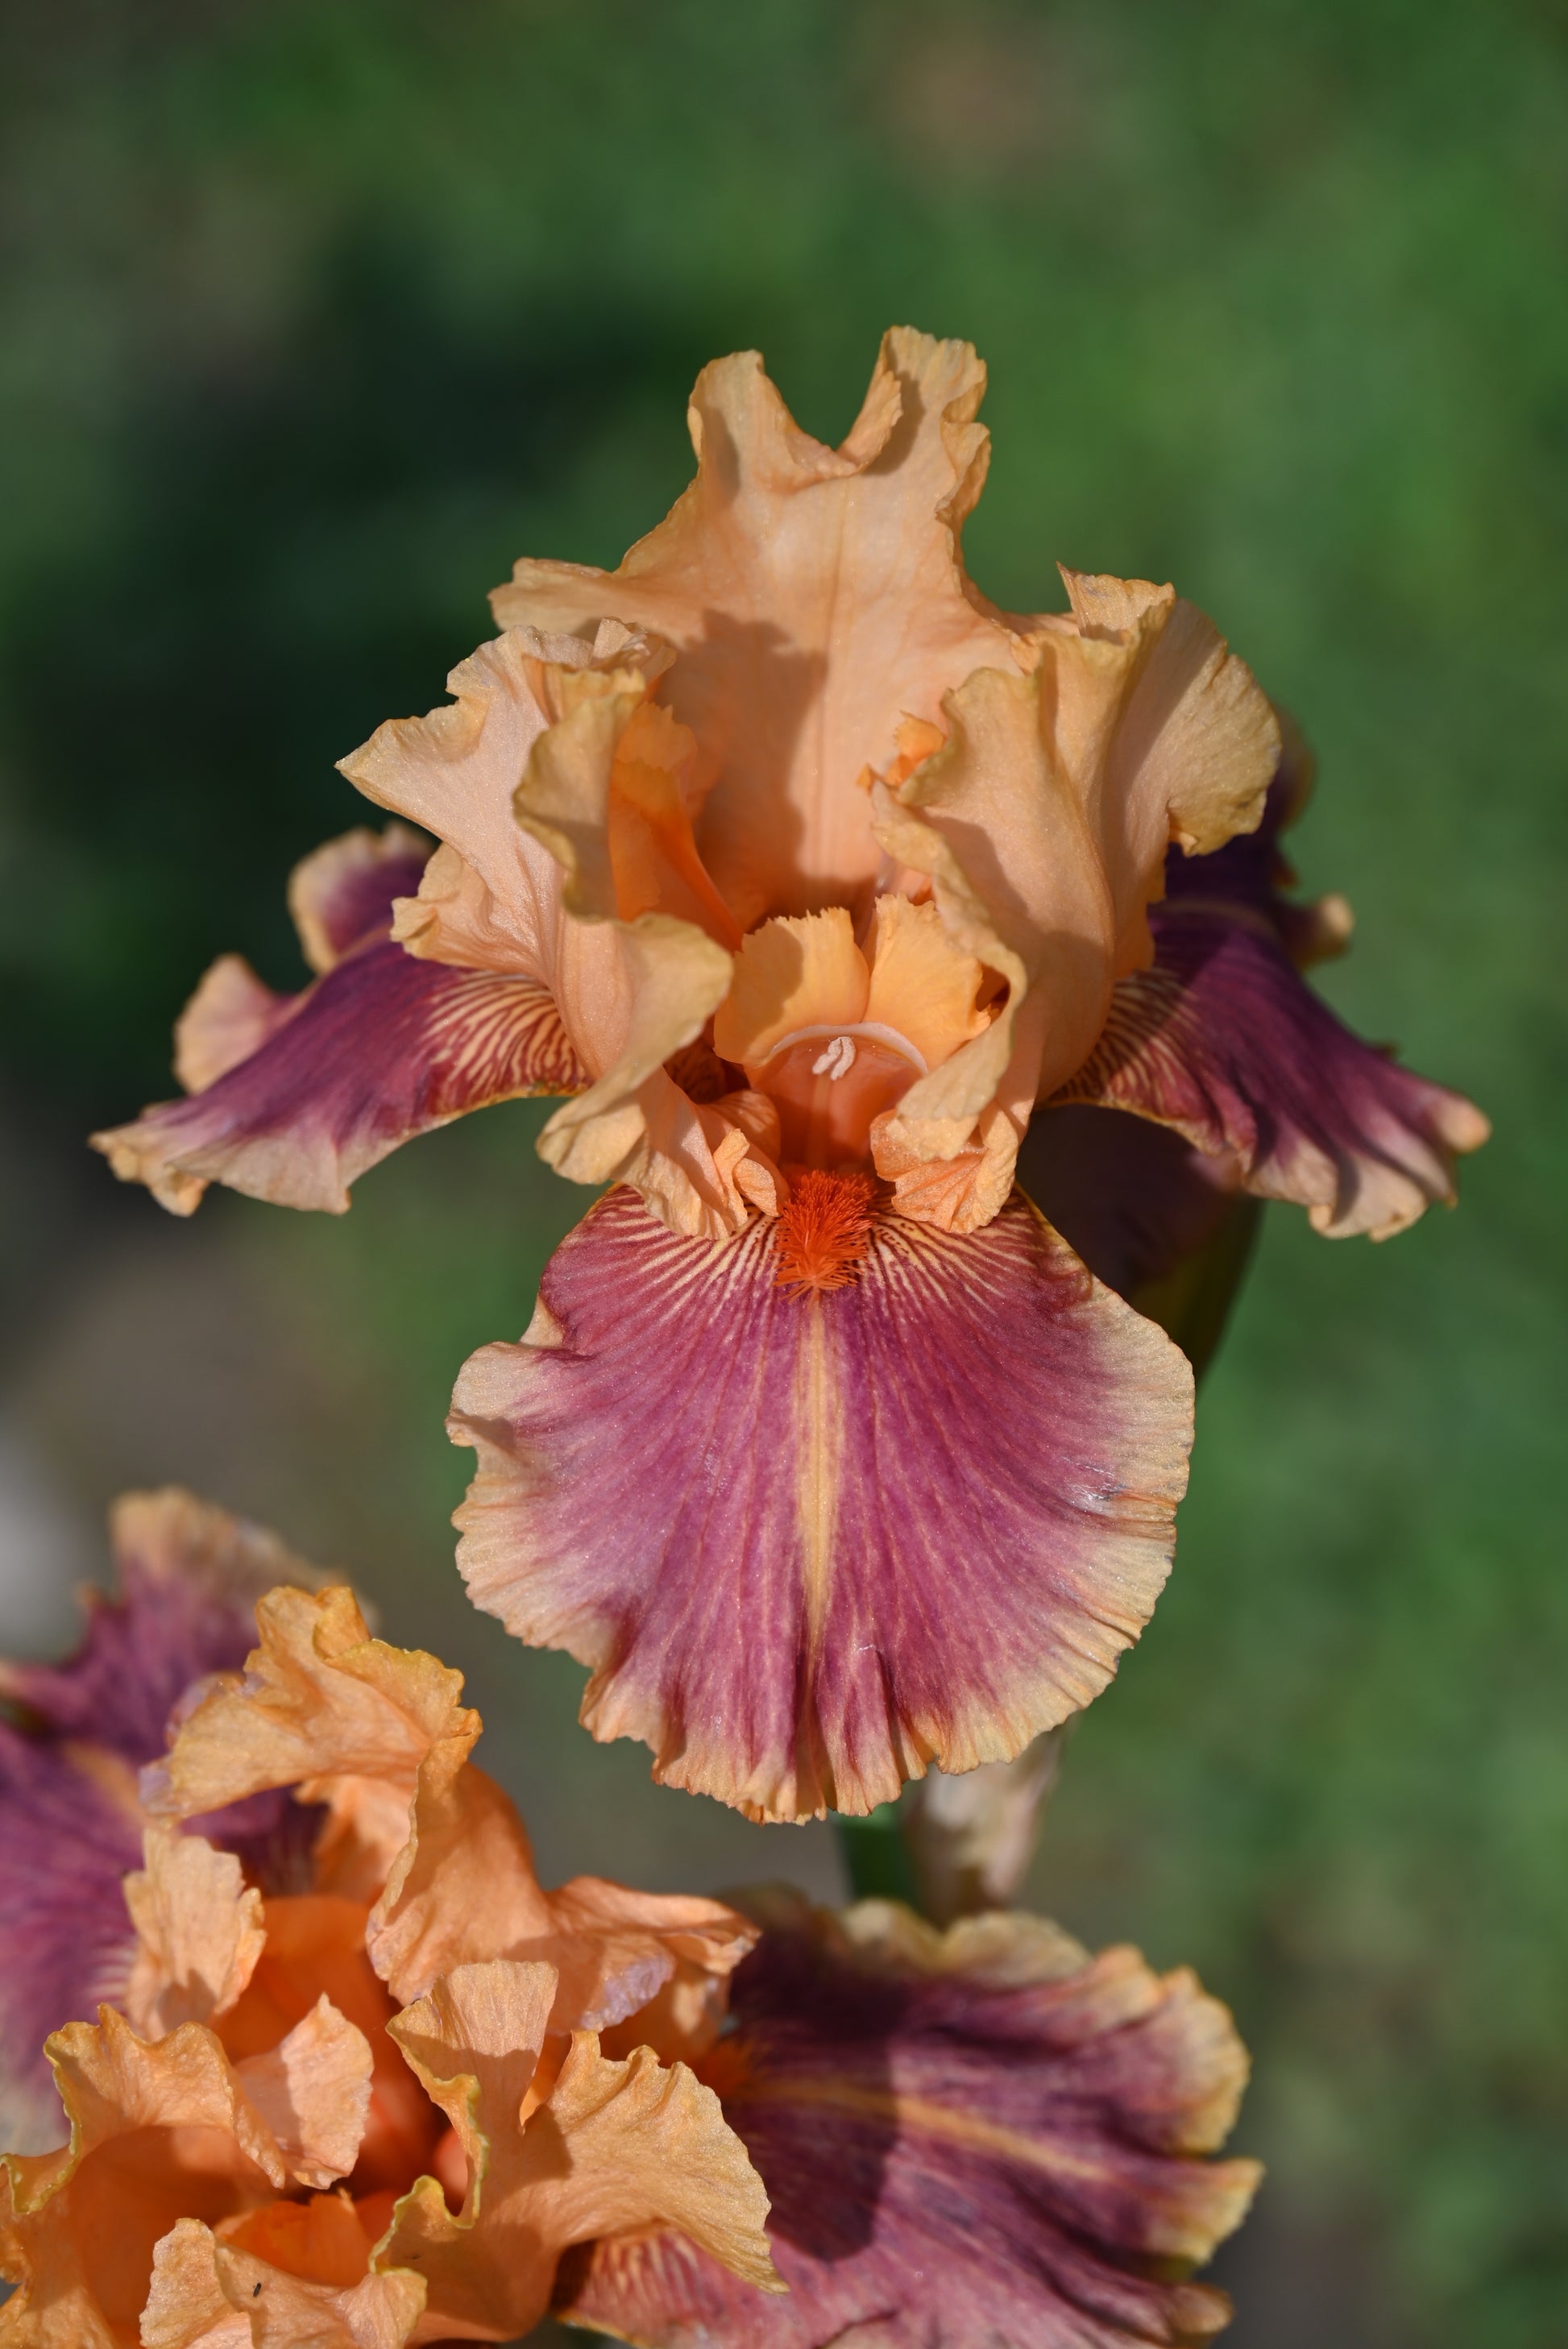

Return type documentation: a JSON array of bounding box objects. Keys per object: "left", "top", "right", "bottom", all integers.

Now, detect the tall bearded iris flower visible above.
[{"left": 93, "top": 330, "right": 1486, "bottom": 1824}]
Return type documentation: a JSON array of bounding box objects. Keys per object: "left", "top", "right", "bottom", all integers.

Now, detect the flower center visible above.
[{"left": 752, "top": 1022, "right": 926, "bottom": 1168}]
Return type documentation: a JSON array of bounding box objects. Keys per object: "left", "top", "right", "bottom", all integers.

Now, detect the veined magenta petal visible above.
[
  {"left": 93, "top": 938, "right": 587, "bottom": 1214},
  {"left": 1056, "top": 905, "right": 1487, "bottom": 1240},
  {"left": 560, "top": 1894, "right": 1259, "bottom": 2349},
  {"left": 287, "top": 823, "right": 430, "bottom": 973},
  {"left": 449, "top": 1187, "right": 1193, "bottom": 1824},
  {"left": 1053, "top": 747, "right": 1487, "bottom": 1240}
]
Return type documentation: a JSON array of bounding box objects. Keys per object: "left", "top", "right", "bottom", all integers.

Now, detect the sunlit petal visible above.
[
  {"left": 380, "top": 1961, "right": 777, "bottom": 2342},
  {"left": 562, "top": 1893, "right": 1259, "bottom": 2349},
  {"left": 449, "top": 1185, "right": 1192, "bottom": 1823}
]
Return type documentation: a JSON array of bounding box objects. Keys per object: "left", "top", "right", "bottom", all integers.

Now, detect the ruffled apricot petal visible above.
[
  {"left": 232, "top": 1997, "right": 374, "bottom": 2192},
  {"left": 512, "top": 681, "right": 748, "bottom": 1231},
  {"left": 380, "top": 1960, "right": 776, "bottom": 2343},
  {"left": 344, "top": 631, "right": 755, "bottom": 1242},
  {"left": 142, "top": 2213, "right": 425, "bottom": 2349},
  {"left": 448, "top": 1184, "right": 1193, "bottom": 1824},
  {"left": 92, "top": 936, "right": 585, "bottom": 1217},
  {"left": 371, "top": 1750, "right": 757, "bottom": 2037},
  {"left": 141, "top": 1583, "right": 479, "bottom": 1895},
  {"left": 142, "top": 1588, "right": 757, "bottom": 2040},
  {"left": 493, "top": 330, "right": 1023, "bottom": 926},
  {"left": 561, "top": 1895, "right": 1259, "bottom": 2349},
  {"left": 0, "top": 1491, "right": 319, "bottom": 2153},
  {"left": 339, "top": 623, "right": 671, "bottom": 975},
  {"left": 213, "top": 1895, "right": 442, "bottom": 2201},
  {"left": 1048, "top": 570, "right": 1280, "bottom": 957},
  {"left": 123, "top": 1828, "right": 267, "bottom": 2040},
  {"left": 537, "top": 1879, "right": 758, "bottom": 2050},
  {"left": 1056, "top": 903, "right": 1488, "bottom": 1239},
  {"left": 867, "top": 617, "right": 1276, "bottom": 1223},
  {"left": 0, "top": 2007, "right": 365, "bottom": 2345}
]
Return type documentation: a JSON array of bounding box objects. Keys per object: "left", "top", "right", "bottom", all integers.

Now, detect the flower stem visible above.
[{"left": 833, "top": 1801, "right": 921, "bottom": 1905}]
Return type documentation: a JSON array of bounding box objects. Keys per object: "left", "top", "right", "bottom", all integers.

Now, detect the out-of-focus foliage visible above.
[{"left": 1, "top": 4, "right": 1563, "bottom": 2343}]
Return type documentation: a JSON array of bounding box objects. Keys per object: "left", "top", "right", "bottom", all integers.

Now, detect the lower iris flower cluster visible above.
[{"left": 0, "top": 1496, "right": 1258, "bottom": 2347}]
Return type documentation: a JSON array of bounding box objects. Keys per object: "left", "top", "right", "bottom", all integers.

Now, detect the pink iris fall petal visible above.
[
  {"left": 448, "top": 1185, "right": 1193, "bottom": 1824},
  {"left": 559, "top": 1892, "right": 1260, "bottom": 2349},
  {"left": 92, "top": 822, "right": 587, "bottom": 1215}
]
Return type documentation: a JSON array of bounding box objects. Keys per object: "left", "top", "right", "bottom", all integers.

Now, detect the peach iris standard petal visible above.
[
  {"left": 561, "top": 1892, "right": 1260, "bottom": 2349},
  {"left": 381, "top": 1960, "right": 777, "bottom": 2343},
  {"left": 0, "top": 2002, "right": 370, "bottom": 2349},
  {"left": 143, "top": 1587, "right": 761, "bottom": 2036},
  {"left": 493, "top": 328, "right": 1023, "bottom": 928},
  {"left": 338, "top": 628, "right": 766, "bottom": 1239},
  {"left": 450, "top": 1185, "right": 1193, "bottom": 1822}
]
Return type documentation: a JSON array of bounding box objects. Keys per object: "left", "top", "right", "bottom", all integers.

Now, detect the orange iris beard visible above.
[{"left": 772, "top": 1170, "right": 880, "bottom": 1295}]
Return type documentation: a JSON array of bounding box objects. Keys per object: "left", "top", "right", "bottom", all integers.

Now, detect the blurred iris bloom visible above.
[
  {"left": 0, "top": 1504, "right": 1257, "bottom": 2349},
  {"left": 95, "top": 330, "right": 1486, "bottom": 1824}
]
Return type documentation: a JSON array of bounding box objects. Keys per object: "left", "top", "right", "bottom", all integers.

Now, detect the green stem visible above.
[{"left": 833, "top": 1801, "right": 920, "bottom": 1905}]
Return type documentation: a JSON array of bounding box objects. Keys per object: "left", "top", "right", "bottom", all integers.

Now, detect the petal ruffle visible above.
[
  {"left": 866, "top": 598, "right": 1278, "bottom": 1231},
  {"left": 142, "top": 2214, "right": 425, "bottom": 2349},
  {"left": 0, "top": 2005, "right": 369, "bottom": 2346},
  {"left": 340, "top": 623, "right": 669, "bottom": 977},
  {"left": 381, "top": 1959, "right": 778, "bottom": 2343},
  {"left": 447, "top": 1183, "right": 1193, "bottom": 1824},
  {"left": 123, "top": 1828, "right": 267, "bottom": 2040},
  {"left": 561, "top": 1894, "right": 1259, "bottom": 2349},
  {"left": 144, "top": 1587, "right": 758, "bottom": 2039},
  {"left": 92, "top": 936, "right": 584, "bottom": 1216},
  {"left": 344, "top": 627, "right": 761, "bottom": 1240},
  {"left": 493, "top": 329, "right": 1024, "bottom": 928},
  {"left": 0, "top": 1492, "right": 319, "bottom": 2153}
]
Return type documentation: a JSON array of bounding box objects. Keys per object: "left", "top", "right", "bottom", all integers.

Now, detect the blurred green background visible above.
[{"left": 1, "top": 2, "right": 1563, "bottom": 2343}]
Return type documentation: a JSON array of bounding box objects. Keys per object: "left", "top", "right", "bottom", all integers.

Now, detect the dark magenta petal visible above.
[
  {"left": 0, "top": 1726, "right": 140, "bottom": 2148},
  {"left": 292, "top": 829, "right": 430, "bottom": 967},
  {"left": 1057, "top": 727, "right": 1487, "bottom": 1239},
  {"left": 1018, "top": 1109, "right": 1260, "bottom": 1384},
  {"left": 1021, "top": 1107, "right": 1245, "bottom": 1304},
  {"left": 562, "top": 1894, "right": 1259, "bottom": 2349},
  {"left": 1056, "top": 905, "right": 1487, "bottom": 1239},
  {"left": 449, "top": 1185, "right": 1193, "bottom": 1824},
  {"left": 93, "top": 937, "right": 587, "bottom": 1214},
  {"left": 0, "top": 1492, "right": 319, "bottom": 2148},
  {"left": 5, "top": 1553, "right": 258, "bottom": 1764}
]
